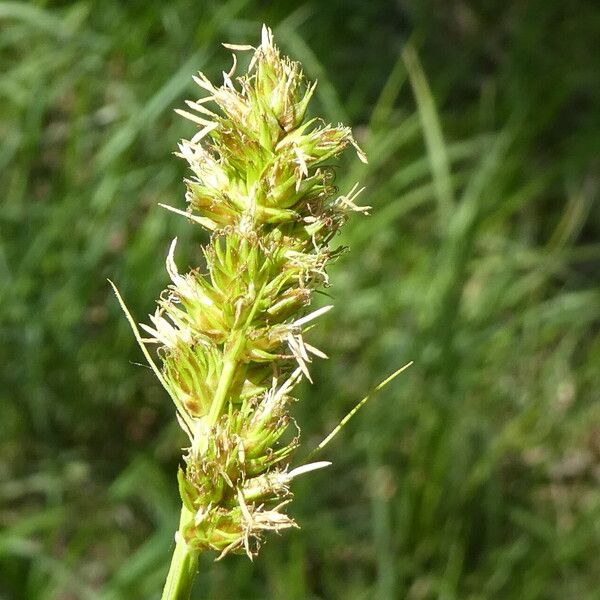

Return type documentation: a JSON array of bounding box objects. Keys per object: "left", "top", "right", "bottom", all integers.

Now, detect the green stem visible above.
[
  {"left": 207, "top": 354, "right": 238, "bottom": 426},
  {"left": 206, "top": 284, "right": 267, "bottom": 426},
  {"left": 161, "top": 505, "right": 199, "bottom": 600},
  {"left": 206, "top": 333, "right": 247, "bottom": 426}
]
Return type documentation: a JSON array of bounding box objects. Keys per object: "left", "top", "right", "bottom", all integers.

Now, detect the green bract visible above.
[{"left": 118, "top": 25, "right": 368, "bottom": 571}]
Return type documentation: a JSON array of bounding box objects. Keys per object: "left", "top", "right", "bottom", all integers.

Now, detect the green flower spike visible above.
[{"left": 112, "top": 25, "right": 371, "bottom": 599}]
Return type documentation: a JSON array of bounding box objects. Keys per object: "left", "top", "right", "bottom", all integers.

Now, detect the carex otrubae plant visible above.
[{"left": 112, "top": 25, "right": 372, "bottom": 599}]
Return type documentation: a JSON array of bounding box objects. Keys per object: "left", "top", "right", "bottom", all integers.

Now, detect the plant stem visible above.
[
  {"left": 206, "top": 333, "right": 247, "bottom": 426},
  {"left": 161, "top": 505, "right": 199, "bottom": 600},
  {"left": 207, "top": 354, "right": 238, "bottom": 426}
]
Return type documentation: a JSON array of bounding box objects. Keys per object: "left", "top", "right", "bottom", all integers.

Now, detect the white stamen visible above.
[
  {"left": 304, "top": 342, "right": 328, "bottom": 359},
  {"left": 174, "top": 108, "right": 213, "bottom": 127},
  {"left": 158, "top": 203, "right": 217, "bottom": 231},
  {"left": 222, "top": 43, "right": 254, "bottom": 51},
  {"left": 192, "top": 73, "right": 216, "bottom": 93},
  {"left": 293, "top": 305, "right": 333, "bottom": 327},
  {"left": 287, "top": 461, "right": 332, "bottom": 479},
  {"left": 261, "top": 24, "right": 272, "bottom": 48},
  {"left": 184, "top": 99, "right": 217, "bottom": 118}
]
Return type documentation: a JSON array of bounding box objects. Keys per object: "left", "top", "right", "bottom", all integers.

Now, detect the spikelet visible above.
[{"left": 133, "top": 26, "right": 368, "bottom": 560}]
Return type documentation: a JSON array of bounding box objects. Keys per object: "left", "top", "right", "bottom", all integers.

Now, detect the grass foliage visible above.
[{"left": 1, "top": 1, "right": 599, "bottom": 598}]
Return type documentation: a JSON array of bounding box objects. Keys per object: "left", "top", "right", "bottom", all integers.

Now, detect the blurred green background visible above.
[{"left": 1, "top": 1, "right": 599, "bottom": 598}]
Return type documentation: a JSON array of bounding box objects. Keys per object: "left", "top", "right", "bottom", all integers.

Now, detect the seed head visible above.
[{"left": 142, "top": 25, "right": 368, "bottom": 558}]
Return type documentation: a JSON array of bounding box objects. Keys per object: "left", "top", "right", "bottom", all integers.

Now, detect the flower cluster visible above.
[{"left": 140, "top": 26, "right": 368, "bottom": 559}]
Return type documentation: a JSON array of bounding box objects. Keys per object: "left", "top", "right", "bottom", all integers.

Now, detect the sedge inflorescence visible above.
[{"left": 132, "top": 26, "right": 368, "bottom": 559}]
